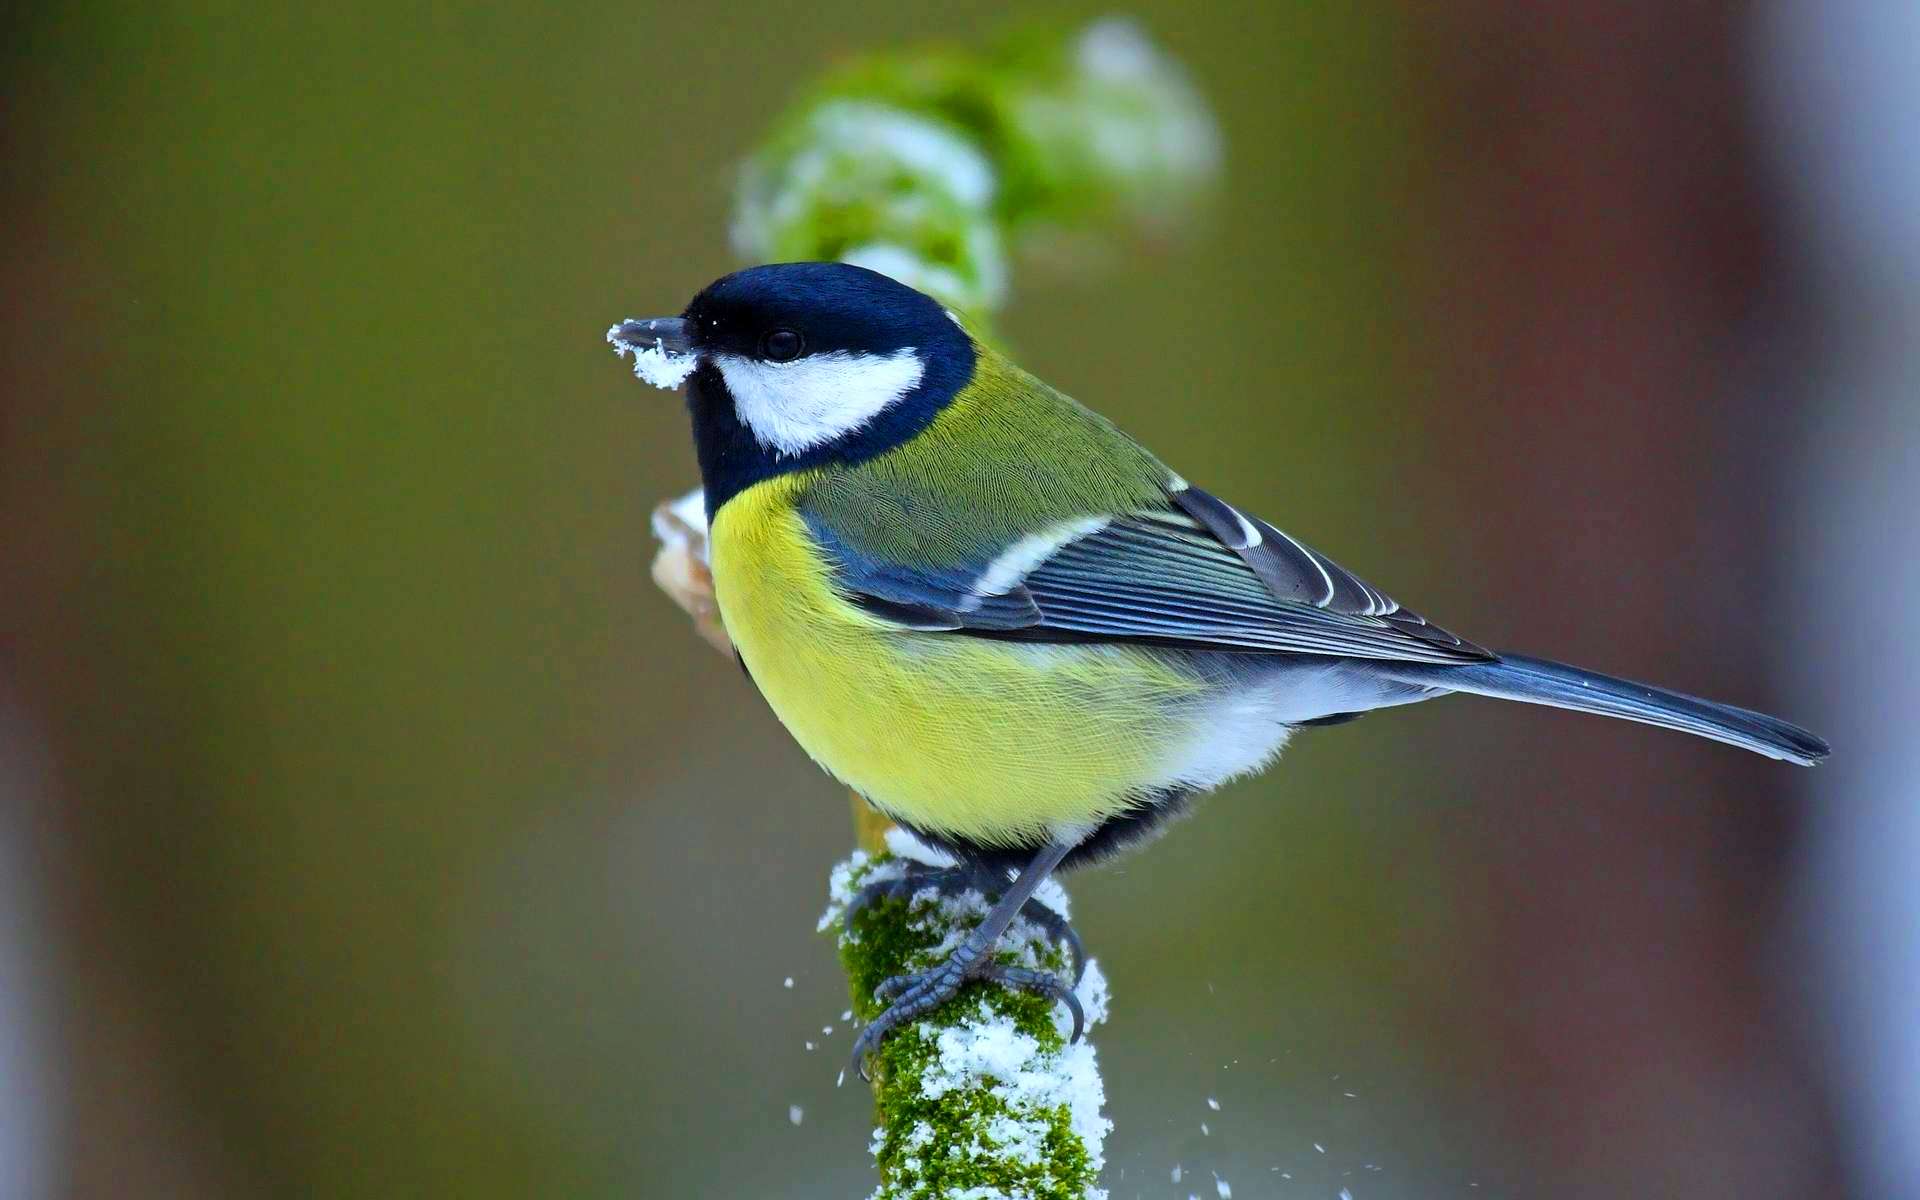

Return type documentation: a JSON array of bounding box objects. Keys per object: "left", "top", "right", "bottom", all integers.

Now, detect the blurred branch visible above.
[
  {"left": 642, "top": 17, "right": 1222, "bottom": 1196},
  {"left": 647, "top": 492, "right": 730, "bottom": 658},
  {"left": 731, "top": 16, "right": 1221, "bottom": 328}
]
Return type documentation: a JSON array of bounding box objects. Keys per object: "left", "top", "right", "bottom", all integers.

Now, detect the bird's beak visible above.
[{"left": 609, "top": 317, "right": 693, "bottom": 356}]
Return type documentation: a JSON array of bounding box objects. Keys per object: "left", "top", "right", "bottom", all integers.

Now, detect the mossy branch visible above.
[
  {"left": 644, "top": 17, "right": 1219, "bottom": 1197},
  {"left": 824, "top": 842, "right": 1112, "bottom": 1200}
]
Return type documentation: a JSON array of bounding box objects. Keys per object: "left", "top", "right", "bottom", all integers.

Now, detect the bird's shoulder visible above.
[{"left": 797, "top": 350, "right": 1175, "bottom": 570}]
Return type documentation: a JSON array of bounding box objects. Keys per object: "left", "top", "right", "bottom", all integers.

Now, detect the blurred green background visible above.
[{"left": 3, "top": 3, "right": 1873, "bottom": 1197}]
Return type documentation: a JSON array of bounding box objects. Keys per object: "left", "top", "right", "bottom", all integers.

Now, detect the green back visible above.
[{"left": 798, "top": 346, "right": 1173, "bottom": 568}]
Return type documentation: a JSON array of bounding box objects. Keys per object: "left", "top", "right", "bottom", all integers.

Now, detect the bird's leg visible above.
[
  {"left": 1006, "top": 890, "right": 1086, "bottom": 988},
  {"left": 849, "top": 842, "right": 1080, "bottom": 1080},
  {"left": 842, "top": 860, "right": 1086, "bottom": 986}
]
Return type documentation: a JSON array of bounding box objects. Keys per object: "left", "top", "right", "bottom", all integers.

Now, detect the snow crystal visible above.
[
  {"left": 1072, "top": 960, "right": 1111, "bottom": 1031},
  {"left": 1028, "top": 874, "right": 1072, "bottom": 924},
  {"left": 606, "top": 324, "right": 700, "bottom": 391},
  {"left": 788, "top": 1105, "right": 804, "bottom": 1126},
  {"left": 1171, "top": 1164, "right": 1182, "bottom": 1183},
  {"left": 782, "top": 976, "right": 793, "bottom": 989},
  {"left": 1214, "top": 1175, "right": 1232, "bottom": 1198},
  {"left": 982, "top": 1113, "right": 1047, "bottom": 1166},
  {"left": 911, "top": 974, "right": 1112, "bottom": 1172},
  {"left": 819, "top": 850, "right": 874, "bottom": 932},
  {"left": 1206, "top": 1096, "right": 1220, "bottom": 1110},
  {"left": 920, "top": 1021, "right": 1036, "bottom": 1101}
]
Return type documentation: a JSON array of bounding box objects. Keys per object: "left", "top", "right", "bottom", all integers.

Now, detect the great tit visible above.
[{"left": 609, "top": 261, "right": 1828, "bottom": 1074}]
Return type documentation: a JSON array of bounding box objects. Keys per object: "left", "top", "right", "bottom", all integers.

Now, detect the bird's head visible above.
[{"left": 611, "top": 262, "right": 978, "bottom": 515}]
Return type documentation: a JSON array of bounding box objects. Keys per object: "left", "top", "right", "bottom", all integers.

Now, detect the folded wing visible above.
[{"left": 802, "top": 483, "right": 1490, "bottom": 666}]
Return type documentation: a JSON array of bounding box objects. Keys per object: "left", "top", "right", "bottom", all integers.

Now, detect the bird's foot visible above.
[
  {"left": 842, "top": 865, "right": 1085, "bottom": 986},
  {"left": 849, "top": 951, "right": 1085, "bottom": 1081}
]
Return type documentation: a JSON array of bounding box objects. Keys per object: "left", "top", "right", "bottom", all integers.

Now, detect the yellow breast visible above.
[{"left": 707, "top": 477, "right": 1209, "bottom": 848}]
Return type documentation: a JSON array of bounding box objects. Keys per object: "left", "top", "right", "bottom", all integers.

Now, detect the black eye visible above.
[{"left": 761, "top": 329, "right": 804, "bottom": 362}]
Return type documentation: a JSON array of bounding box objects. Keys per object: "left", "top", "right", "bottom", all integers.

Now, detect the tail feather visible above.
[{"left": 1386, "top": 652, "right": 1830, "bottom": 765}]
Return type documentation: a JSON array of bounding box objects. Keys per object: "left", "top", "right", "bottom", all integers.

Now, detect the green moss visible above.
[{"left": 833, "top": 854, "right": 1100, "bottom": 1200}]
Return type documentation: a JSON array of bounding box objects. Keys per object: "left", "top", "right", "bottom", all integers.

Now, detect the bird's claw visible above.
[
  {"left": 842, "top": 866, "right": 1086, "bottom": 985},
  {"left": 872, "top": 971, "right": 915, "bottom": 1005},
  {"left": 849, "top": 958, "right": 1084, "bottom": 1081},
  {"left": 987, "top": 964, "right": 1086, "bottom": 1045}
]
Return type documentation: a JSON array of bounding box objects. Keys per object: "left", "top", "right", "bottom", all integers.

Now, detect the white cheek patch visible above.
[{"left": 716, "top": 348, "right": 925, "bottom": 457}]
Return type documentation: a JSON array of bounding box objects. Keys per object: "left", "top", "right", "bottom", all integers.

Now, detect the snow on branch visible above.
[{"left": 825, "top": 834, "right": 1112, "bottom": 1200}]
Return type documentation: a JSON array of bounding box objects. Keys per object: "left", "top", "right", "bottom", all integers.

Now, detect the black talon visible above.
[
  {"left": 850, "top": 962, "right": 968, "bottom": 1081},
  {"left": 980, "top": 963, "right": 1086, "bottom": 1044},
  {"left": 873, "top": 972, "right": 914, "bottom": 1004}
]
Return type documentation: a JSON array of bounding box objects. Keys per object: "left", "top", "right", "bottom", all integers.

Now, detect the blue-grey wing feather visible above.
[
  {"left": 1167, "top": 486, "right": 1486, "bottom": 657},
  {"left": 801, "top": 512, "right": 1040, "bottom": 630},
  {"left": 802, "top": 485, "right": 1489, "bottom": 665}
]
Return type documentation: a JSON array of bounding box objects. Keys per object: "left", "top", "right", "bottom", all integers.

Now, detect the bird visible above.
[{"left": 608, "top": 261, "right": 1828, "bottom": 1076}]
